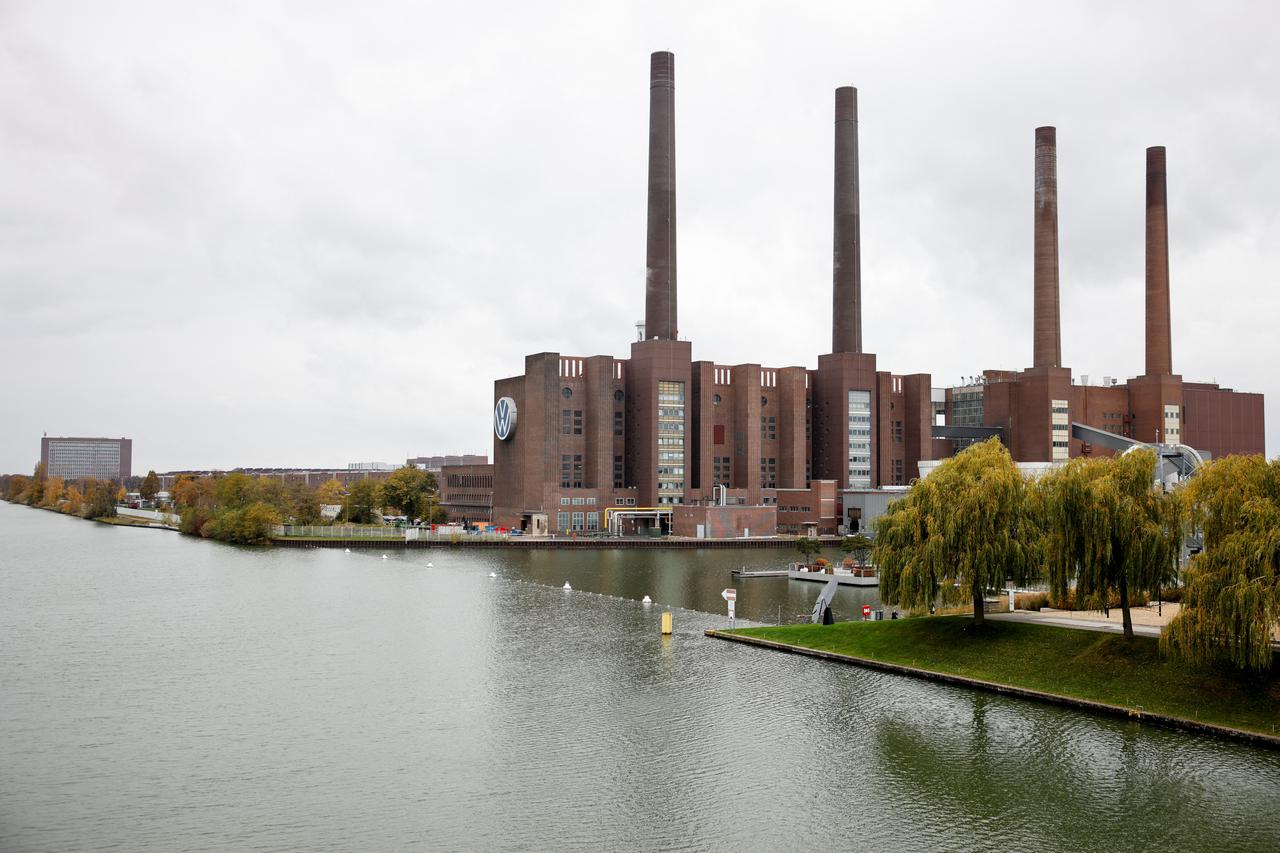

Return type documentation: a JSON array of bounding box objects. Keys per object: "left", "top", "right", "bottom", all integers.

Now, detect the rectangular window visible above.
[
  {"left": 657, "top": 381, "right": 686, "bottom": 502},
  {"left": 847, "top": 390, "right": 872, "bottom": 487},
  {"left": 556, "top": 512, "right": 570, "bottom": 531},
  {"left": 586, "top": 512, "right": 599, "bottom": 532},
  {"left": 571, "top": 511, "right": 585, "bottom": 531}
]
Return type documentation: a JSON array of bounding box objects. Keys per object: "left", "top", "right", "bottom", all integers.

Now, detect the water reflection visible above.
[
  {"left": 2, "top": 504, "right": 1279, "bottom": 852},
  {"left": 438, "top": 546, "right": 878, "bottom": 624}
]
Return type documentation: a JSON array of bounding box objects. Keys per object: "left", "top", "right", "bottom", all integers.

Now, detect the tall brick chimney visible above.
[
  {"left": 644, "top": 51, "right": 677, "bottom": 341},
  {"left": 832, "top": 86, "right": 862, "bottom": 354},
  {"left": 1033, "top": 126, "right": 1062, "bottom": 369},
  {"left": 1145, "top": 146, "right": 1172, "bottom": 376}
]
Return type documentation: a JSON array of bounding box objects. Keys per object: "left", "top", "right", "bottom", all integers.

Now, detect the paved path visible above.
[{"left": 989, "top": 610, "right": 1164, "bottom": 638}]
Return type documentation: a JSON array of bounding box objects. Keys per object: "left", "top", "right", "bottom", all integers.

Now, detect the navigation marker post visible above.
[{"left": 721, "top": 588, "right": 737, "bottom": 627}]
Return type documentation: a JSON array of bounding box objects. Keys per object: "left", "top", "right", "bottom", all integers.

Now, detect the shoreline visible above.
[
  {"left": 269, "top": 535, "right": 839, "bottom": 549},
  {"left": 706, "top": 625, "right": 1280, "bottom": 750}
]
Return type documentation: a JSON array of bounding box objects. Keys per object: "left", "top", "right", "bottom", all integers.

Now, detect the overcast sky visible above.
[{"left": 2, "top": 0, "right": 1276, "bottom": 475}]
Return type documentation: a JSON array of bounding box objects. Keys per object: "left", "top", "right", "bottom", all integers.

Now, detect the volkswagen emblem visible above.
[{"left": 494, "top": 396, "right": 518, "bottom": 441}]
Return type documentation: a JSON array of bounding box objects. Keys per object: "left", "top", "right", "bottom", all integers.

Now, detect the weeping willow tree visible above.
[
  {"left": 874, "top": 438, "right": 1032, "bottom": 625},
  {"left": 1163, "top": 455, "right": 1280, "bottom": 670},
  {"left": 1036, "top": 448, "right": 1182, "bottom": 640}
]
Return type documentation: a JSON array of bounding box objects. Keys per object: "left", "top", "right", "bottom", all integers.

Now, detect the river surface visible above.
[{"left": 3, "top": 502, "right": 1279, "bottom": 851}]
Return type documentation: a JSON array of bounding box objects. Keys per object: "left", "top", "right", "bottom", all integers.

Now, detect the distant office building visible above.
[
  {"left": 157, "top": 467, "right": 396, "bottom": 491},
  {"left": 408, "top": 454, "right": 488, "bottom": 472},
  {"left": 41, "top": 436, "right": 132, "bottom": 482},
  {"left": 347, "top": 462, "right": 398, "bottom": 471}
]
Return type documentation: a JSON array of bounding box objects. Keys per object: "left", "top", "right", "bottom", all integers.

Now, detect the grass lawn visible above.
[
  {"left": 95, "top": 514, "right": 170, "bottom": 527},
  {"left": 728, "top": 617, "right": 1280, "bottom": 738}
]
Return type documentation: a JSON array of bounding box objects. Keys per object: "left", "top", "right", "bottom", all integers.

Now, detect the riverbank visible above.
[
  {"left": 709, "top": 617, "right": 1280, "bottom": 747},
  {"left": 271, "top": 535, "right": 839, "bottom": 549}
]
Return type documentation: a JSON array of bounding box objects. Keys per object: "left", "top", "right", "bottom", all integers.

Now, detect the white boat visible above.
[{"left": 787, "top": 562, "right": 878, "bottom": 587}]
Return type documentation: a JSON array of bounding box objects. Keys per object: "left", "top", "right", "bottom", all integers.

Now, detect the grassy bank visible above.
[{"left": 726, "top": 617, "right": 1280, "bottom": 738}]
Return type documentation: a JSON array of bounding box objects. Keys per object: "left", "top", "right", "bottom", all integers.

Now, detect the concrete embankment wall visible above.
[{"left": 705, "top": 630, "right": 1280, "bottom": 751}]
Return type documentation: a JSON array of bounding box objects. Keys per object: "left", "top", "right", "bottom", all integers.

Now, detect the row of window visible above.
[{"left": 556, "top": 511, "right": 601, "bottom": 532}]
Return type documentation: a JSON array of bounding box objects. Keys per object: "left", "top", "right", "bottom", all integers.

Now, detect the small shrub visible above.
[{"left": 1016, "top": 591, "right": 1050, "bottom": 611}]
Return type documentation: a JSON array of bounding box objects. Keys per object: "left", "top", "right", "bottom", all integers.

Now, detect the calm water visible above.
[{"left": 2, "top": 502, "right": 1278, "bottom": 852}]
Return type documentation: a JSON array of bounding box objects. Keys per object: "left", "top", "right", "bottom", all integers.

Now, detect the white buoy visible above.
[
  {"left": 642, "top": 595, "right": 652, "bottom": 605},
  {"left": 563, "top": 581, "right": 572, "bottom": 590},
  {"left": 489, "top": 572, "right": 497, "bottom": 578},
  {"left": 382, "top": 554, "right": 388, "bottom": 560},
  {"left": 426, "top": 562, "right": 434, "bottom": 568},
  {"left": 344, "top": 548, "right": 350, "bottom": 553}
]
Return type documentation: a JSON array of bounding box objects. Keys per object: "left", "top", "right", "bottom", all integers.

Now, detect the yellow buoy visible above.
[{"left": 660, "top": 611, "right": 673, "bottom": 635}]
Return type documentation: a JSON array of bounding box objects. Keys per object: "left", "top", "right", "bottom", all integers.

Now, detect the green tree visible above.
[
  {"left": 27, "top": 463, "right": 46, "bottom": 506},
  {"left": 380, "top": 466, "right": 434, "bottom": 521},
  {"left": 315, "top": 477, "right": 345, "bottom": 506},
  {"left": 342, "top": 477, "right": 383, "bottom": 524},
  {"left": 63, "top": 484, "right": 84, "bottom": 515},
  {"left": 874, "top": 438, "right": 1032, "bottom": 625},
  {"left": 41, "top": 476, "right": 65, "bottom": 508},
  {"left": 81, "top": 478, "right": 117, "bottom": 519},
  {"left": 842, "top": 533, "right": 874, "bottom": 565},
  {"left": 796, "top": 536, "right": 821, "bottom": 562},
  {"left": 172, "top": 475, "right": 215, "bottom": 511},
  {"left": 288, "top": 481, "right": 322, "bottom": 525},
  {"left": 214, "top": 473, "right": 256, "bottom": 511},
  {"left": 209, "top": 502, "right": 282, "bottom": 544},
  {"left": 1036, "top": 449, "right": 1181, "bottom": 640},
  {"left": 140, "top": 470, "right": 160, "bottom": 502},
  {"left": 7, "top": 475, "right": 31, "bottom": 502},
  {"left": 1163, "top": 455, "right": 1280, "bottom": 670}
]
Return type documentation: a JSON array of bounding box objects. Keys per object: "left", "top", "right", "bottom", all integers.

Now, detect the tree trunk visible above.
[
  {"left": 972, "top": 582, "right": 985, "bottom": 626},
  {"left": 1118, "top": 572, "right": 1134, "bottom": 640}
]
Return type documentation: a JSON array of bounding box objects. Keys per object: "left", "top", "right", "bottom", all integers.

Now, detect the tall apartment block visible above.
[{"left": 40, "top": 436, "right": 132, "bottom": 482}]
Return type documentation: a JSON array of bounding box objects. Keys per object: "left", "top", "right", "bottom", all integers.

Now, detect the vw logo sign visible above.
[{"left": 494, "top": 396, "right": 518, "bottom": 441}]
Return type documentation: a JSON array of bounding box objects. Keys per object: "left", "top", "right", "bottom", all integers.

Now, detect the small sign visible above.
[
  {"left": 721, "top": 588, "right": 737, "bottom": 602},
  {"left": 862, "top": 604, "right": 872, "bottom": 620}
]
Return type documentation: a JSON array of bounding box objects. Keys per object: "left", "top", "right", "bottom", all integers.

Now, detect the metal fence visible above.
[
  {"left": 272, "top": 525, "right": 514, "bottom": 542},
  {"left": 273, "top": 525, "right": 405, "bottom": 539}
]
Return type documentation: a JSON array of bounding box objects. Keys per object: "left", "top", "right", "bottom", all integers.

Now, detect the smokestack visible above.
[
  {"left": 1033, "top": 126, "right": 1061, "bottom": 369},
  {"left": 832, "top": 86, "right": 862, "bottom": 354},
  {"left": 1145, "top": 146, "right": 1172, "bottom": 375},
  {"left": 644, "top": 51, "right": 677, "bottom": 341}
]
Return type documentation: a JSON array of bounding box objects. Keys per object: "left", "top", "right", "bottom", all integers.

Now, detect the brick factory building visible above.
[
  {"left": 935, "top": 133, "right": 1264, "bottom": 463},
  {"left": 490, "top": 52, "right": 1263, "bottom": 537},
  {"left": 490, "top": 54, "right": 930, "bottom": 536}
]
